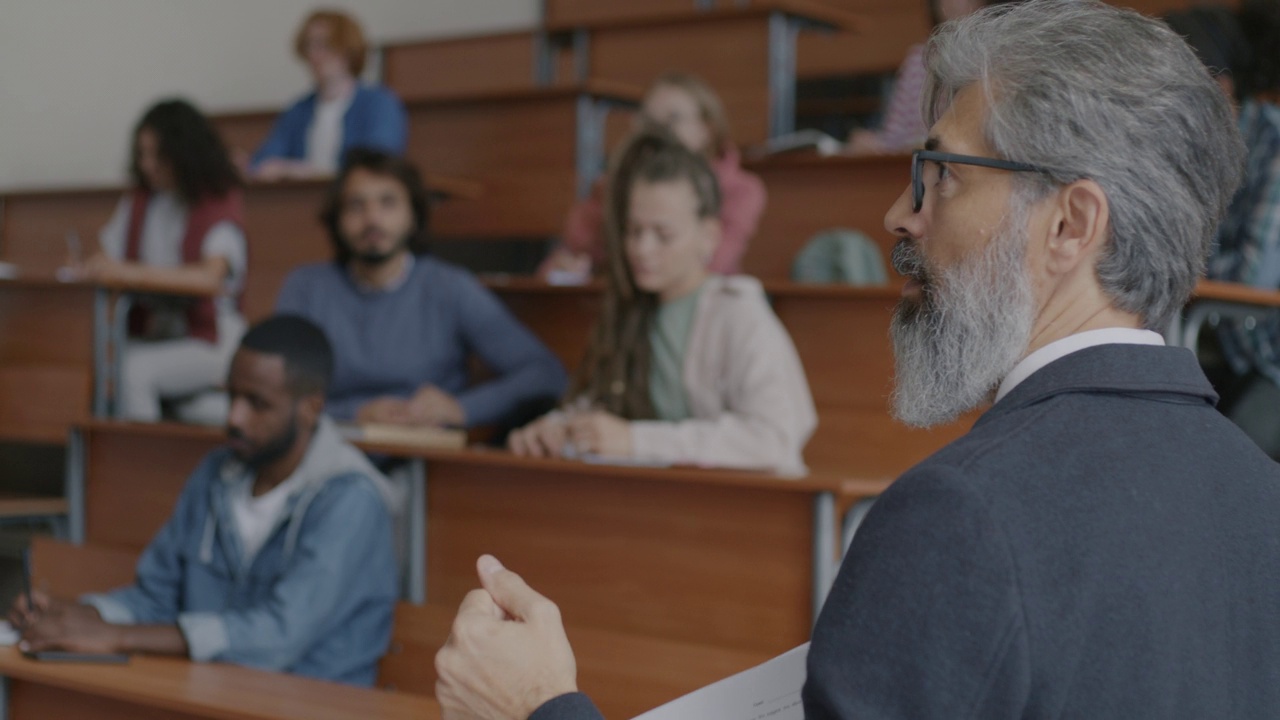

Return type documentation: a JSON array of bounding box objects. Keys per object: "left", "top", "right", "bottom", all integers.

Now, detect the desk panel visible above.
[{"left": 745, "top": 153, "right": 909, "bottom": 280}]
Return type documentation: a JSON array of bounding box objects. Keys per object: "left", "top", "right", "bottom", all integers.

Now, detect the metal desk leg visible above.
[
  {"left": 575, "top": 95, "right": 608, "bottom": 200},
  {"left": 572, "top": 29, "right": 590, "bottom": 83},
  {"left": 767, "top": 12, "right": 800, "bottom": 138},
  {"left": 407, "top": 460, "right": 428, "bottom": 605},
  {"left": 92, "top": 288, "right": 111, "bottom": 417},
  {"left": 812, "top": 491, "right": 837, "bottom": 624},
  {"left": 110, "top": 294, "right": 133, "bottom": 419},
  {"left": 64, "top": 428, "right": 86, "bottom": 545}
]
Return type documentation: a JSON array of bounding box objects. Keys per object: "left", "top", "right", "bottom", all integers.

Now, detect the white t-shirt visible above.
[
  {"left": 98, "top": 191, "right": 247, "bottom": 321},
  {"left": 226, "top": 470, "right": 308, "bottom": 564},
  {"left": 305, "top": 91, "right": 354, "bottom": 172}
]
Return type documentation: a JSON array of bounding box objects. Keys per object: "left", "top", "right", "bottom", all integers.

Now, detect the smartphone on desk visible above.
[{"left": 21, "top": 649, "right": 129, "bottom": 664}]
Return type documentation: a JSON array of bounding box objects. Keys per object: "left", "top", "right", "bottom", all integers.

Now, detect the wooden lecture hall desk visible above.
[
  {"left": 484, "top": 276, "right": 973, "bottom": 477},
  {"left": 0, "top": 647, "right": 440, "bottom": 720},
  {"left": 214, "top": 83, "right": 638, "bottom": 240},
  {"left": 744, "top": 152, "right": 911, "bottom": 281},
  {"left": 27, "top": 537, "right": 772, "bottom": 720},
  {"left": 544, "top": 0, "right": 858, "bottom": 143},
  {"left": 71, "top": 420, "right": 889, "bottom": 651},
  {"left": 0, "top": 176, "right": 482, "bottom": 321}
]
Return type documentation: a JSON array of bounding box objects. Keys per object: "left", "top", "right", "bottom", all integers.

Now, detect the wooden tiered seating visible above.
[
  {"left": 213, "top": 84, "right": 639, "bottom": 241},
  {"left": 745, "top": 151, "right": 909, "bottom": 280},
  {"left": 545, "top": 0, "right": 858, "bottom": 144},
  {"left": 485, "top": 277, "right": 971, "bottom": 476},
  {"left": 74, "top": 421, "right": 884, "bottom": 654},
  {"left": 32, "top": 537, "right": 773, "bottom": 719}
]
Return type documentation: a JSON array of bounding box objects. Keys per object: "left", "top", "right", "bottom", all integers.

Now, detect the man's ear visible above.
[
  {"left": 297, "top": 392, "right": 326, "bottom": 430},
  {"left": 700, "top": 217, "right": 722, "bottom": 266},
  {"left": 1045, "top": 179, "right": 1110, "bottom": 276}
]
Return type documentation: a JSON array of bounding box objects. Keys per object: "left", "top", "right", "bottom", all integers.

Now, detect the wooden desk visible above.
[
  {"left": 212, "top": 85, "right": 637, "bottom": 241},
  {"left": 31, "top": 537, "right": 770, "bottom": 720},
  {"left": 406, "top": 83, "right": 640, "bottom": 239},
  {"left": 384, "top": 30, "right": 576, "bottom": 102},
  {"left": 743, "top": 152, "right": 909, "bottom": 280},
  {"left": 0, "top": 177, "right": 480, "bottom": 320},
  {"left": 550, "top": 1, "right": 858, "bottom": 143},
  {"left": 483, "top": 277, "right": 972, "bottom": 476},
  {"left": 1171, "top": 279, "right": 1280, "bottom": 351},
  {"left": 0, "top": 647, "right": 439, "bottom": 720},
  {"left": 74, "top": 420, "right": 886, "bottom": 657}
]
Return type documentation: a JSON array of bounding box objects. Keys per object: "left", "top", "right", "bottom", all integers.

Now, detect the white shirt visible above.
[
  {"left": 305, "top": 90, "right": 354, "bottom": 173},
  {"left": 995, "top": 327, "right": 1166, "bottom": 403},
  {"left": 227, "top": 470, "right": 308, "bottom": 564},
  {"left": 98, "top": 192, "right": 248, "bottom": 320}
]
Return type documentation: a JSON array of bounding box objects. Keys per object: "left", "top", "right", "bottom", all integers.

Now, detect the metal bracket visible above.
[
  {"left": 92, "top": 289, "right": 111, "bottom": 417},
  {"left": 767, "top": 12, "right": 801, "bottom": 138},
  {"left": 65, "top": 428, "right": 87, "bottom": 545},
  {"left": 811, "top": 492, "right": 837, "bottom": 624},
  {"left": 1178, "top": 299, "right": 1277, "bottom": 352},
  {"left": 406, "top": 460, "right": 428, "bottom": 605},
  {"left": 109, "top": 293, "right": 134, "bottom": 419}
]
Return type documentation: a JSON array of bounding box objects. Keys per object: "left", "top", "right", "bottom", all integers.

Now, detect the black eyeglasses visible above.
[{"left": 911, "top": 150, "right": 1057, "bottom": 213}]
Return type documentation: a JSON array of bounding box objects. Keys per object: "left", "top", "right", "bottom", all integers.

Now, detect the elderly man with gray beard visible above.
[{"left": 431, "top": 1, "right": 1280, "bottom": 718}]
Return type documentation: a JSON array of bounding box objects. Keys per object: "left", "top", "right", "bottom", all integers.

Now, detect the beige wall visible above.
[{"left": 0, "top": 0, "right": 539, "bottom": 191}]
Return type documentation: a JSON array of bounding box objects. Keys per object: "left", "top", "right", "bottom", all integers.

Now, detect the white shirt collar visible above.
[{"left": 994, "top": 327, "right": 1165, "bottom": 403}]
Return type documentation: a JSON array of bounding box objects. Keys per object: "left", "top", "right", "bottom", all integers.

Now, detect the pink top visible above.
[
  {"left": 547, "top": 147, "right": 767, "bottom": 275},
  {"left": 871, "top": 44, "right": 930, "bottom": 152}
]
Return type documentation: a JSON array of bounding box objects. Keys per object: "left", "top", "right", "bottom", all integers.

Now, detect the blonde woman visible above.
[
  {"left": 513, "top": 127, "right": 815, "bottom": 474},
  {"left": 541, "top": 73, "right": 766, "bottom": 279}
]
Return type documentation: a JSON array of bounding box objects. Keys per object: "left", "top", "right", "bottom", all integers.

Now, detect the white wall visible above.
[{"left": 0, "top": 0, "right": 540, "bottom": 191}]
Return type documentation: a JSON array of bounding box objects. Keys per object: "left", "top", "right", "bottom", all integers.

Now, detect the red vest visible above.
[{"left": 124, "top": 189, "right": 245, "bottom": 343}]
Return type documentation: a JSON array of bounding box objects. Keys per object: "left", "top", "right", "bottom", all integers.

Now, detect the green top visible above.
[{"left": 648, "top": 283, "right": 705, "bottom": 422}]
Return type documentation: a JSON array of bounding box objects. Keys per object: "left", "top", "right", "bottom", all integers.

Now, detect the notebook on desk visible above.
[{"left": 338, "top": 422, "right": 467, "bottom": 449}]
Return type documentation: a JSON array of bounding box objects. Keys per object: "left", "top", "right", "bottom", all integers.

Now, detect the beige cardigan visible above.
[{"left": 629, "top": 275, "right": 817, "bottom": 475}]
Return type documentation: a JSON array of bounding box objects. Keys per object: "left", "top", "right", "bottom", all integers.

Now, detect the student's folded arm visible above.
[
  {"left": 630, "top": 312, "right": 815, "bottom": 474},
  {"left": 82, "top": 459, "right": 219, "bottom": 625},
  {"left": 454, "top": 277, "right": 568, "bottom": 427},
  {"left": 177, "top": 475, "right": 397, "bottom": 669},
  {"left": 250, "top": 104, "right": 305, "bottom": 169}
]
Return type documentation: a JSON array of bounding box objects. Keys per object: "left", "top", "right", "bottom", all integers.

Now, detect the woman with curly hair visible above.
[{"left": 79, "top": 99, "right": 248, "bottom": 423}]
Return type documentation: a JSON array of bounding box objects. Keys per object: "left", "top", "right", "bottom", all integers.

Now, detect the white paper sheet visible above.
[{"left": 631, "top": 643, "right": 809, "bottom": 720}]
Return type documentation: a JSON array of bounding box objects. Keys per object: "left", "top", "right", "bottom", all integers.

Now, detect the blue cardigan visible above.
[{"left": 250, "top": 84, "right": 408, "bottom": 168}]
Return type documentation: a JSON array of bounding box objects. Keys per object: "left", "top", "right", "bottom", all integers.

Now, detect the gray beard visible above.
[{"left": 889, "top": 207, "right": 1036, "bottom": 428}]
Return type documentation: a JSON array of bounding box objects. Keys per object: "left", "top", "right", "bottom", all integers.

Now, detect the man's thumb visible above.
[{"left": 476, "top": 554, "right": 551, "bottom": 623}]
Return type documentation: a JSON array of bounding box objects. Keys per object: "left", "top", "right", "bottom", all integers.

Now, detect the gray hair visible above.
[{"left": 924, "top": 0, "right": 1245, "bottom": 331}]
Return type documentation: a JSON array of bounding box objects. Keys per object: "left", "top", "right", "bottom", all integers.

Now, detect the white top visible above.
[
  {"left": 305, "top": 90, "right": 354, "bottom": 172},
  {"left": 227, "top": 470, "right": 308, "bottom": 564},
  {"left": 995, "top": 327, "right": 1166, "bottom": 403},
  {"left": 98, "top": 192, "right": 247, "bottom": 321}
]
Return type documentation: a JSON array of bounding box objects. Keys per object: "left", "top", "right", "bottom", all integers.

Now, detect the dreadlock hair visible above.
[{"left": 567, "top": 125, "right": 722, "bottom": 418}]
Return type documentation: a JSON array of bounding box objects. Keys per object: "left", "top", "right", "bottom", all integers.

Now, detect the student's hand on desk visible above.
[
  {"left": 68, "top": 254, "right": 140, "bottom": 284},
  {"left": 357, "top": 396, "right": 416, "bottom": 425},
  {"left": 567, "top": 411, "right": 632, "bottom": 457},
  {"left": 408, "top": 385, "right": 466, "bottom": 427},
  {"left": 507, "top": 414, "right": 568, "bottom": 458},
  {"left": 15, "top": 595, "right": 122, "bottom": 655},
  {"left": 436, "top": 555, "right": 578, "bottom": 720}
]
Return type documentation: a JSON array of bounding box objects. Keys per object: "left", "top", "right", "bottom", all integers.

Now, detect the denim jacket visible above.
[
  {"left": 249, "top": 83, "right": 408, "bottom": 169},
  {"left": 83, "top": 417, "right": 399, "bottom": 686}
]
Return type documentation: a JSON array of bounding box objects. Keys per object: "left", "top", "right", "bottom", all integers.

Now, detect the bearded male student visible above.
[
  {"left": 431, "top": 1, "right": 1280, "bottom": 718},
  {"left": 11, "top": 316, "right": 398, "bottom": 686}
]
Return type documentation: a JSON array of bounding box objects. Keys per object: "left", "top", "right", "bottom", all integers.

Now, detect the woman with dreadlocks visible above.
[{"left": 509, "top": 126, "right": 815, "bottom": 475}]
